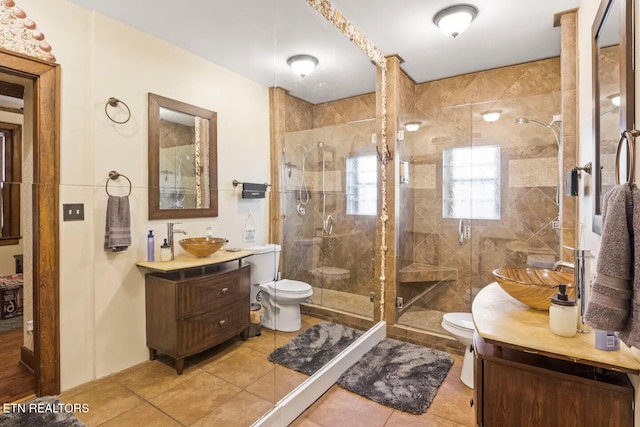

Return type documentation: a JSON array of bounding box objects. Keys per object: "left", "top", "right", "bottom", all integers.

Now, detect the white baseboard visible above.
[{"left": 252, "top": 321, "right": 387, "bottom": 427}]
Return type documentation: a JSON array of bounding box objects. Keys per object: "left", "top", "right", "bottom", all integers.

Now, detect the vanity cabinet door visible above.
[{"left": 176, "top": 266, "right": 249, "bottom": 319}]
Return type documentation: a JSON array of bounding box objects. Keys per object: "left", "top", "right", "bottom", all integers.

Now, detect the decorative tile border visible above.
[
  {"left": 0, "top": 0, "right": 56, "bottom": 62},
  {"left": 306, "top": 0, "right": 389, "bottom": 321}
]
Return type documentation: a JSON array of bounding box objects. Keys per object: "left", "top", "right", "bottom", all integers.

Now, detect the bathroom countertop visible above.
[
  {"left": 136, "top": 249, "right": 254, "bottom": 272},
  {"left": 473, "top": 282, "right": 640, "bottom": 374}
]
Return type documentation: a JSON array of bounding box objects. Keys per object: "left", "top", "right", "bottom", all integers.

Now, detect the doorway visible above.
[{"left": 0, "top": 48, "right": 60, "bottom": 397}]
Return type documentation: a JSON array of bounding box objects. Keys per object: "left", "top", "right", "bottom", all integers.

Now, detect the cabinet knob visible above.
[
  {"left": 219, "top": 320, "right": 226, "bottom": 326},
  {"left": 221, "top": 287, "right": 229, "bottom": 294}
]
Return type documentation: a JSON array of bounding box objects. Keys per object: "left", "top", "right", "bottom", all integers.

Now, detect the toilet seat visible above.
[
  {"left": 263, "top": 279, "right": 311, "bottom": 295},
  {"left": 442, "top": 312, "right": 474, "bottom": 332}
]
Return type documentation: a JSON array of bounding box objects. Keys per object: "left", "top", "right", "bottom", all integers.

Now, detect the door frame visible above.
[{"left": 0, "top": 47, "right": 60, "bottom": 396}]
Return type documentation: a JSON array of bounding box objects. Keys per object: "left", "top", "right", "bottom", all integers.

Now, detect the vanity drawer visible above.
[
  {"left": 176, "top": 264, "right": 249, "bottom": 319},
  {"left": 176, "top": 299, "right": 249, "bottom": 357}
]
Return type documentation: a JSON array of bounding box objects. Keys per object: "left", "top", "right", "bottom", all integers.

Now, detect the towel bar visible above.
[
  {"left": 105, "top": 170, "right": 132, "bottom": 196},
  {"left": 615, "top": 129, "right": 638, "bottom": 186}
]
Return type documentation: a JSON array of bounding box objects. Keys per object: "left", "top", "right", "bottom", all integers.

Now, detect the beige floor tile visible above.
[
  {"left": 242, "top": 329, "right": 279, "bottom": 355},
  {"left": 303, "top": 385, "right": 394, "bottom": 427},
  {"left": 96, "top": 402, "right": 182, "bottom": 427},
  {"left": 290, "top": 415, "right": 324, "bottom": 427},
  {"left": 190, "top": 391, "right": 273, "bottom": 427},
  {"left": 199, "top": 346, "right": 276, "bottom": 388},
  {"left": 384, "top": 410, "right": 469, "bottom": 427},
  {"left": 426, "top": 356, "right": 475, "bottom": 426},
  {"left": 245, "top": 365, "right": 308, "bottom": 403},
  {"left": 112, "top": 359, "right": 201, "bottom": 400},
  {"left": 149, "top": 373, "right": 241, "bottom": 425},
  {"left": 59, "top": 377, "right": 144, "bottom": 426}
]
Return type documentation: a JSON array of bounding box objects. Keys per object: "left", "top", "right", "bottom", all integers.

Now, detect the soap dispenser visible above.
[
  {"left": 160, "top": 238, "right": 172, "bottom": 262},
  {"left": 549, "top": 284, "right": 577, "bottom": 337}
]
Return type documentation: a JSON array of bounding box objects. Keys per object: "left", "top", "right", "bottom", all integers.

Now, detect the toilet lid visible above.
[
  {"left": 442, "top": 312, "right": 474, "bottom": 331},
  {"left": 265, "top": 279, "right": 311, "bottom": 294}
]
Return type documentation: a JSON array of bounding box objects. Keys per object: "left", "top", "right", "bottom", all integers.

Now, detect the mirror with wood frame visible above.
[
  {"left": 592, "top": 0, "right": 635, "bottom": 234},
  {"left": 148, "top": 93, "right": 218, "bottom": 220}
]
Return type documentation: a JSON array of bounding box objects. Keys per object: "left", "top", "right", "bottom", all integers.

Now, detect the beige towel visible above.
[
  {"left": 584, "top": 185, "right": 634, "bottom": 331},
  {"left": 104, "top": 195, "right": 131, "bottom": 252}
]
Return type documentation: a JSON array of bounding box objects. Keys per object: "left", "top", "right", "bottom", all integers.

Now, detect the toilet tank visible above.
[{"left": 244, "top": 243, "right": 281, "bottom": 285}]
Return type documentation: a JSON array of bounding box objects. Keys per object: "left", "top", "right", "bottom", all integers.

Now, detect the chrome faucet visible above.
[
  {"left": 167, "top": 222, "right": 187, "bottom": 260},
  {"left": 555, "top": 248, "right": 592, "bottom": 333}
]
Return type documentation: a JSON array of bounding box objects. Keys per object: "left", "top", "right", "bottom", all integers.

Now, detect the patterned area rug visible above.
[
  {"left": 0, "top": 396, "right": 86, "bottom": 426},
  {"left": 268, "top": 322, "right": 453, "bottom": 414},
  {"left": 268, "top": 322, "right": 364, "bottom": 375},
  {"left": 337, "top": 338, "right": 453, "bottom": 414}
]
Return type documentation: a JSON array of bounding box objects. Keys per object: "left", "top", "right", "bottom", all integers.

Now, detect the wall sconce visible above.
[
  {"left": 287, "top": 54, "right": 319, "bottom": 77},
  {"left": 433, "top": 4, "right": 478, "bottom": 38},
  {"left": 400, "top": 161, "right": 410, "bottom": 184},
  {"left": 481, "top": 110, "right": 501, "bottom": 122},
  {"left": 405, "top": 121, "right": 422, "bottom": 132},
  {"left": 608, "top": 93, "right": 621, "bottom": 107}
]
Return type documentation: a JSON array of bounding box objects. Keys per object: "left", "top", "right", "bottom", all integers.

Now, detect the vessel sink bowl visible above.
[
  {"left": 492, "top": 267, "right": 574, "bottom": 310},
  {"left": 179, "top": 237, "right": 225, "bottom": 257}
]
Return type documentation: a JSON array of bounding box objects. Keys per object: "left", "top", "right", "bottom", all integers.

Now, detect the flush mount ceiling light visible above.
[
  {"left": 287, "top": 54, "right": 319, "bottom": 77},
  {"left": 405, "top": 121, "right": 422, "bottom": 132},
  {"left": 481, "top": 110, "right": 501, "bottom": 122},
  {"left": 433, "top": 4, "right": 478, "bottom": 38},
  {"left": 608, "top": 93, "right": 621, "bottom": 107}
]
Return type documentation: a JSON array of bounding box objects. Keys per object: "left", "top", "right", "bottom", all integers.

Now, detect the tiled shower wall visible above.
[
  {"left": 398, "top": 57, "right": 563, "bottom": 314},
  {"left": 279, "top": 93, "right": 378, "bottom": 305}
]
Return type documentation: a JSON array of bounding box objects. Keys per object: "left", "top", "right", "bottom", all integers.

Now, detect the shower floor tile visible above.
[
  {"left": 397, "top": 307, "right": 449, "bottom": 336},
  {"left": 309, "top": 287, "right": 373, "bottom": 318}
]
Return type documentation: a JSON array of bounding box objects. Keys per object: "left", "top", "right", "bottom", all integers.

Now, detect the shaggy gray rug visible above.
[
  {"left": 337, "top": 338, "right": 453, "bottom": 414},
  {"left": 268, "top": 322, "right": 364, "bottom": 375},
  {"left": 0, "top": 396, "right": 87, "bottom": 426},
  {"left": 269, "top": 322, "right": 453, "bottom": 414}
]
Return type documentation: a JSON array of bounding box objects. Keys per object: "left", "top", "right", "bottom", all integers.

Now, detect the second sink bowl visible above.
[
  {"left": 179, "top": 237, "right": 226, "bottom": 257},
  {"left": 492, "top": 267, "right": 575, "bottom": 310}
]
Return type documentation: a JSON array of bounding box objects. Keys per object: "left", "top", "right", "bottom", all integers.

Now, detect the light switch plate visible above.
[{"left": 63, "top": 203, "right": 84, "bottom": 221}]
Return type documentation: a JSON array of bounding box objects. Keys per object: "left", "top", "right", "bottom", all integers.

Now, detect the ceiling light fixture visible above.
[
  {"left": 433, "top": 4, "right": 478, "bottom": 38},
  {"left": 405, "top": 121, "right": 422, "bottom": 132},
  {"left": 481, "top": 110, "right": 501, "bottom": 122},
  {"left": 608, "top": 93, "right": 621, "bottom": 107},
  {"left": 287, "top": 54, "right": 319, "bottom": 77}
]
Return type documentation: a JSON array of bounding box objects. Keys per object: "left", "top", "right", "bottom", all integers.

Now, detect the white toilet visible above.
[
  {"left": 244, "top": 243, "right": 313, "bottom": 332},
  {"left": 441, "top": 312, "right": 475, "bottom": 389}
]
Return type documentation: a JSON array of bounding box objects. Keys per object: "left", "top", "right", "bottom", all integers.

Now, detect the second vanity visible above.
[
  {"left": 473, "top": 283, "right": 640, "bottom": 427},
  {"left": 137, "top": 250, "right": 253, "bottom": 374}
]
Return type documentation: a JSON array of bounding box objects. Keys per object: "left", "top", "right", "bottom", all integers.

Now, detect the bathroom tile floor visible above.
[{"left": 56, "top": 315, "right": 474, "bottom": 427}]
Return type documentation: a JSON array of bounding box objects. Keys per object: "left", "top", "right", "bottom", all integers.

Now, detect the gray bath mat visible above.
[
  {"left": 0, "top": 396, "right": 87, "bottom": 426},
  {"left": 337, "top": 338, "right": 453, "bottom": 414},
  {"left": 268, "top": 322, "right": 364, "bottom": 375}
]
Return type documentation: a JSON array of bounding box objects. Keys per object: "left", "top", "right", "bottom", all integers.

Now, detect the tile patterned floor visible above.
[{"left": 56, "top": 315, "right": 474, "bottom": 426}]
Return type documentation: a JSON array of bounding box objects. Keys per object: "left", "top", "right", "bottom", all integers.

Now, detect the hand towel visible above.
[
  {"left": 584, "top": 184, "right": 634, "bottom": 331},
  {"left": 619, "top": 185, "right": 640, "bottom": 347},
  {"left": 104, "top": 195, "right": 131, "bottom": 252}
]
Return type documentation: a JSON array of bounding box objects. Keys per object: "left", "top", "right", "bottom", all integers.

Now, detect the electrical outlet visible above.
[
  {"left": 463, "top": 225, "right": 471, "bottom": 239},
  {"left": 63, "top": 203, "right": 84, "bottom": 221},
  {"left": 552, "top": 220, "right": 561, "bottom": 229}
]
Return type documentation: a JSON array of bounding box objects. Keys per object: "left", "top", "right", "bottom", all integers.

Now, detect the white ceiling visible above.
[{"left": 63, "top": 0, "right": 579, "bottom": 104}]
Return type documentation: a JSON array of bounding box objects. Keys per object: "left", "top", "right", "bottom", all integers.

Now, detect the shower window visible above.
[
  {"left": 346, "top": 155, "right": 377, "bottom": 216},
  {"left": 443, "top": 145, "right": 500, "bottom": 220}
]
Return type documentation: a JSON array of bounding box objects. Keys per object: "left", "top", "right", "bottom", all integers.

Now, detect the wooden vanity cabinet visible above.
[
  {"left": 145, "top": 262, "right": 251, "bottom": 374},
  {"left": 473, "top": 333, "right": 634, "bottom": 427}
]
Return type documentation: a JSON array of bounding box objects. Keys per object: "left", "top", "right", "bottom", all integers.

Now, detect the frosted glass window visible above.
[
  {"left": 443, "top": 145, "right": 500, "bottom": 220},
  {"left": 346, "top": 155, "right": 377, "bottom": 216}
]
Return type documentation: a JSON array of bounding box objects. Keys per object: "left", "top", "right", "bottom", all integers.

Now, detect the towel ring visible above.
[
  {"left": 105, "top": 97, "right": 131, "bottom": 124},
  {"left": 615, "top": 129, "right": 638, "bottom": 186},
  {"left": 105, "top": 170, "right": 132, "bottom": 196}
]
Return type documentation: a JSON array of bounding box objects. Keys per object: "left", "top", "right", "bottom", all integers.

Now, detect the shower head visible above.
[{"left": 515, "top": 117, "right": 553, "bottom": 129}]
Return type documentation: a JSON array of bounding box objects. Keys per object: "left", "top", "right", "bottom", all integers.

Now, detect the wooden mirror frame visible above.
[
  {"left": 592, "top": 0, "right": 635, "bottom": 234},
  {"left": 148, "top": 93, "right": 218, "bottom": 220}
]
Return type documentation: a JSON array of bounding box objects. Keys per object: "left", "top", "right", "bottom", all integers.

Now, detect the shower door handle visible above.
[
  {"left": 458, "top": 219, "right": 464, "bottom": 246},
  {"left": 324, "top": 215, "right": 334, "bottom": 236}
]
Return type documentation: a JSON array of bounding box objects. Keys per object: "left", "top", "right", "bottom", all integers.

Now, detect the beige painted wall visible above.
[{"left": 20, "top": 0, "right": 270, "bottom": 390}]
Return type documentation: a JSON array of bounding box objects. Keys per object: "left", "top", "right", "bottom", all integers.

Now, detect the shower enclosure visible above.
[
  {"left": 396, "top": 60, "right": 563, "bottom": 334},
  {"left": 281, "top": 116, "right": 378, "bottom": 320}
]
